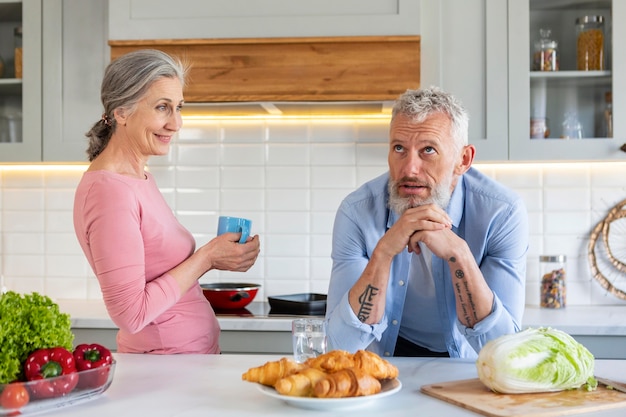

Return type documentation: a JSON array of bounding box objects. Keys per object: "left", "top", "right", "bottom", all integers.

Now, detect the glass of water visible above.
[{"left": 291, "top": 318, "right": 327, "bottom": 363}]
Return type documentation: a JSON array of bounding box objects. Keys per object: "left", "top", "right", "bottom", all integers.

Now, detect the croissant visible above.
[
  {"left": 352, "top": 350, "right": 399, "bottom": 380},
  {"left": 274, "top": 367, "right": 328, "bottom": 397},
  {"left": 305, "top": 349, "right": 354, "bottom": 372},
  {"left": 313, "top": 368, "right": 382, "bottom": 398},
  {"left": 241, "top": 357, "right": 306, "bottom": 387}
]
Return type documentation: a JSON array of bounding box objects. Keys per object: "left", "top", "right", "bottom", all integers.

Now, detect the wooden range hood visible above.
[{"left": 109, "top": 36, "right": 420, "bottom": 112}]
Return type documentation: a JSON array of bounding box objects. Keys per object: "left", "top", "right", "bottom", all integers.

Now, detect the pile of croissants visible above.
[{"left": 242, "top": 349, "right": 398, "bottom": 398}]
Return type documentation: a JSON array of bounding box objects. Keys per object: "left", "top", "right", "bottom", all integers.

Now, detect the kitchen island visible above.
[{"left": 33, "top": 353, "right": 626, "bottom": 417}]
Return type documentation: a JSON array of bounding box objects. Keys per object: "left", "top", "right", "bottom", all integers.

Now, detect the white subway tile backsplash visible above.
[
  {"left": 220, "top": 166, "right": 265, "bottom": 189},
  {"left": 5, "top": 254, "right": 45, "bottom": 276},
  {"left": 45, "top": 233, "right": 81, "bottom": 255},
  {"left": 266, "top": 166, "right": 309, "bottom": 188},
  {"left": 311, "top": 166, "right": 356, "bottom": 188},
  {"left": 3, "top": 189, "right": 44, "bottom": 210},
  {"left": 264, "top": 235, "right": 309, "bottom": 257},
  {"left": 265, "top": 189, "right": 309, "bottom": 211},
  {"left": 310, "top": 189, "right": 350, "bottom": 211},
  {"left": 265, "top": 212, "right": 309, "bottom": 234},
  {"left": 265, "top": 257, "right": 310, "bottom": 279},
  {"left": 543, "top": 164, "right": 590, "bottom": 187},
  {"left": 310, "top": 212, "right": 335, "bottom": 234},
  {"left": 2, "top": 170, "right": 44, "bottom": 187},
  {"left": 220, "top": 144, "right": 265, "bottom": 166},
  {"left": 149, "top": 166, "right": 176, "bottom": 188},
  {"left": 309, "top": 120, "right": 357, "bottom": 143},
  {"left": 543, "top": 211, "right": 591, "bottom": 235},
  {"left": 266, "top": 143, "right": 310, "bottom": 166},
  {"left": 355, "top": 119, "right": 390, "bottom": 143},
  {"left": 265, "top": 120, "right": 309, "bottom": 143},
  {"left": 355, "top": 143, "right": 388, "bottom": 165},
  {"left": 310, "top": 143, "right": 356, "bottom": 166},
  {"left": 45, "top": 189, "right": 78, "bottom": 210},
  {"left": 176, "top": 189, "right": 220, "bottom": 211},
  {"left": 178, "top": 120, "right": 220, "bottom": 142},
  {"left": 177, "top": 144, "right": 220, "bottom": 166},
  {"left": 221, "top": 120, "right": 266, "bottom": 143},
  {"left": 176, "top": 166, "right": 220, "bottom": 188},
  {"left": 220, "top": 189, "right": 265, "bottom": 211},
  {"left": 45, "top": 211, "right": 75, "bottom": 233},
  {"left": 3, "top": 211, "right": 44, "bottom": 232},
  {"left": 2, "top": 119, "right": 626, "bottom": 308},
  {"left": 543, "top": 187, "right": 590, "bottom": 211}
]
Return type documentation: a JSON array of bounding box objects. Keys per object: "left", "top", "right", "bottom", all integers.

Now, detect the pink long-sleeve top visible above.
[{"left": 73, "top": 170, "right": 220, "bottom": 354}]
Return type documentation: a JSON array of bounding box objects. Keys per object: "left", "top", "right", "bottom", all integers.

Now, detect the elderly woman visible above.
[{"left": 73, "top": 49, "right": 260, "bottom": 354}]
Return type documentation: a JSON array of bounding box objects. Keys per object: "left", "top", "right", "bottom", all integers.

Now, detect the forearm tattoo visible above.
[
  {"left": 357, "top": 284, "right": 379, "bottom": 322},
  {"left": 449, "top": 256, "right": 478, "bottom": 326}
]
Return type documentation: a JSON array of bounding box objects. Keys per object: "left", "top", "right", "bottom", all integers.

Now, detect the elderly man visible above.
[{"left": 325, "top": 87, "right": 528, "bottom": 358}]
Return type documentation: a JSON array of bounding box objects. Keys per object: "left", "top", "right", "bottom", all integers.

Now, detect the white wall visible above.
[{"left": 1, "top": 116, "right": 626, "bottom": 307}]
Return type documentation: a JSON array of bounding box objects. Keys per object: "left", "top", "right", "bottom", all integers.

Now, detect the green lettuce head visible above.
[{"left": 476, "top": 327, "right": 596, "bottom": 394}]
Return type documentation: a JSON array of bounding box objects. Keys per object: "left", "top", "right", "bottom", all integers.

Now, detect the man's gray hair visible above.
[{"left": 391, "top": 86, "right": 469, "bottom": 152}]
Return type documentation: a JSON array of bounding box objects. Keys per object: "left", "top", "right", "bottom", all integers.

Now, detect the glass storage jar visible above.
[
  {"left": 539, "top": 255, "right": 566, "bottom": 309},
  {"left": 533, "top": 28, "right": 559, "bottom": 71},
  {"left": 576, "top": 16, "right": 605, "bottom": 71}
]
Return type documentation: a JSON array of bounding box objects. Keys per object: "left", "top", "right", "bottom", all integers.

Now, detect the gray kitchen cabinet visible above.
[
  {"left": 42, "top": 0, "right": 107, "bottom": 162},
  {"left": 0, "top": 0, "right": 42, "bottom": 162},
  {"left": 508, "top": 0, "right": 626, "bottom": 161},
  {"left": 108, "top": 0, "right": 420, "bottom": 40},
  {"left": 419, "top": 0, "right": 509, "bottom": 161},
  {"left": 0, "top": 0, "right": 105, "bottom": 162},
  {"left": 71, "top": 327, "right": 293, "bottom": 355}
]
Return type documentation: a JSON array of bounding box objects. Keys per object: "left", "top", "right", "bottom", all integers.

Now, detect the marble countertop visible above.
[
  {"left": 56, "top": 299, "right": 626, "bottom": 336},
  {"left": 32, "top": 353, "right": 626, "bottom": 417}
]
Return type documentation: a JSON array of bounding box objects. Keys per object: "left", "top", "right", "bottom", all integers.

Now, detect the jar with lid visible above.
[
  {"left": 576, "top": 16, "right": 605, "bottom": 71},
  {"left": 14, "top": 26, "right": 23, "bottom": 79},
  {"left": 539, "top": 255, "right": 566, "bottom": 309},
  {"left": 533, "top": 28, "right": 559, "bottom": 71}
]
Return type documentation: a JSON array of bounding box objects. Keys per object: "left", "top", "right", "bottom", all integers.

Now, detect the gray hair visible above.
[
  {"left": 391, "top": 86, "right": 469, "bottom": 152},
  {"left": 84, "top": 49, "right": 188, "bottom": 161}
]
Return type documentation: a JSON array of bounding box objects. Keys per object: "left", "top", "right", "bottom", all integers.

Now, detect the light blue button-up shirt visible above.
[{"left": 325, "top": 168, "right": 529, "bottom": 359}]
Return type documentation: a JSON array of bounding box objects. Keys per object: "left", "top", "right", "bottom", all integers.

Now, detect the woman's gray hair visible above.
[
  {"left": 391, "top": 86, "right": 469, "bottom": 153},
  {"left": 84, "top": 49, "right": 188, "bottom": 161}
]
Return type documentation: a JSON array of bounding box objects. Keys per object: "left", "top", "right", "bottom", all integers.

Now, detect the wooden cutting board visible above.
[{"left": 421, "top": 378, "right": 626, "bottom": 417}]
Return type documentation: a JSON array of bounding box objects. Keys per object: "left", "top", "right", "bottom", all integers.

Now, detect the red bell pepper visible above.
[
  {"left": 23, "top": 347, "right": 78, "bottom": 399},
  {"left": 73, "top": 343, "right": 113, "bottom": 389}
]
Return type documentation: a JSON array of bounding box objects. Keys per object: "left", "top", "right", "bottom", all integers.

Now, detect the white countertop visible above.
[
  {"left": 29, "top": 353, "right": 626, "bottom": 417},
  {"left": 57, "top": 299, "right": 626, "bottom": 336}
]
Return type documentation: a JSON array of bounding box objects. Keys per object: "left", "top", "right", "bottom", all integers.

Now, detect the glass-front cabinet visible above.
[
  {"left": 0, "top": 0, "right": 41, "bottom": 161},
  {"left": 509, "top": 0, "right": 625, "bottom": 161}
]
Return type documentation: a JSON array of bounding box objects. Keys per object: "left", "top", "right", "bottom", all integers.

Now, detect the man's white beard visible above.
[{"left": 388, "top": 172, "right": 453, "bottom": 215}]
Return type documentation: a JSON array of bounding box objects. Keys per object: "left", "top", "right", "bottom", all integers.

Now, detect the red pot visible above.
[{"left": 201, "top": 283, "right": 260, "bottom": 310}]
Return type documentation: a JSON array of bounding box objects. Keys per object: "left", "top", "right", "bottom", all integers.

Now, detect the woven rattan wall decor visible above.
[{"left": 588, "top": 198, "right": 626, "bottom": 300}]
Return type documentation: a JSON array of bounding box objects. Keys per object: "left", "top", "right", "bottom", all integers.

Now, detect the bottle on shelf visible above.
[{"left": 533, "top": 28, "right": 559, "bottom": 71}]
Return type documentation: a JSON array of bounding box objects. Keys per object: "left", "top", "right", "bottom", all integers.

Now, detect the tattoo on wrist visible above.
[
  {"left": 357, "top": 284, "right": 379, "bottom": 322},
  {"left": 455, "top": 269, "right": 464, "bottom": 279},
  {"left": 449, "top": 256, "right": 456, "bottom": 263}
]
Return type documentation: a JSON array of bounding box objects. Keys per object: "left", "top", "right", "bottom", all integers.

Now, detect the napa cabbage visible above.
[{"left": 476, "top": 327, "right": 597, "bottom": 394}]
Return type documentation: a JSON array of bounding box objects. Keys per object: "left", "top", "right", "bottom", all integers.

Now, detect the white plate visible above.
[{"left": 257, "top": 378, "right": 402, "bottom": 411}]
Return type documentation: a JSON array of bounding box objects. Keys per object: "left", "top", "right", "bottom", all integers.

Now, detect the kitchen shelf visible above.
[{"left": 0, "top": 78, "right": 22, "bottom": 95}]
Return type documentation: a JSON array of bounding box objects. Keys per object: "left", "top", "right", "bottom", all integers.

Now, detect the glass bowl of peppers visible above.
[{"left": 0, "top": 343, "right": 115, "bottom": 416}]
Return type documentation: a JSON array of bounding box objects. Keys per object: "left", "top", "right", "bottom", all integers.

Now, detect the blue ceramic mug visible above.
[{"left": 217, "top": 216, "right": 252, "bottom": 243}]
